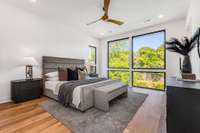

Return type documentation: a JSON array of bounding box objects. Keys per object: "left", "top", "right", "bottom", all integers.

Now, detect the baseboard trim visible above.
[{"left": 0, "top": 96, "right": 11, "bottom": 104}]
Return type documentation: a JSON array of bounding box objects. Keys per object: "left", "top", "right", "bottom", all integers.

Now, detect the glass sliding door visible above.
[
  {"left": 132, "top": 30, "right": 166, "bottom": 90},
  {"left": 107, "top": 38, "right": 130, "bottom": 84}
]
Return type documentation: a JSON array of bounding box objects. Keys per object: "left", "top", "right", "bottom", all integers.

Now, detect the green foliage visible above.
[
  {"left": 89, "top": 47, "right": 96, "bottom": 64},
  {"left": 109, "top": 40, "right": 129, "bottom": 68},
  {"left": 133, "top": 45, "right": 164, "bottom": 68},
  {"left": 109, "top": 71, "right": 129, "bottom": 84},
  {"left": 133, "top": 72, "right": 165, "bottom": 90},
  {"left": 88, "top": 47, "right": 96, "bottom": 74},
  {"left": 108, "top": 41, "right": 165, "bottom": 90}
]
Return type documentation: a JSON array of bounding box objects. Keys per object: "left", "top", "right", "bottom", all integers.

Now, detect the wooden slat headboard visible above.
[{"left": 42, "top": 56, "right": 85, "bottom": 78}]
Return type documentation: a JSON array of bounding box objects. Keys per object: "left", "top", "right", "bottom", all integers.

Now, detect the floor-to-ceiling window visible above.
[
  {"left": 132, "top": 30, "right": 166, "bottom": 90},
  {"left": 107, "top": 38, "right": 130, "bottom": 84},
  {"left": 107, "top": 30, "right": 166, "bottom": 91}
]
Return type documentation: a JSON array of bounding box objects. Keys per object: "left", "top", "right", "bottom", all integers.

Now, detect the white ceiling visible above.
[{"left": 2, "top": 0, "right": 190, "bottom": 39}]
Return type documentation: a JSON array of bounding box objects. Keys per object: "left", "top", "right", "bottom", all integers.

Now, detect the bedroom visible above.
[{"left": 0, "top": 0, "right": 200, "bottom": 133}]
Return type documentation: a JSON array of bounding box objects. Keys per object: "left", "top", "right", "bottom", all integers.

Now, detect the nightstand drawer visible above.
[{"left": 18, "top": 86, "right": 41, "bottom": 102}]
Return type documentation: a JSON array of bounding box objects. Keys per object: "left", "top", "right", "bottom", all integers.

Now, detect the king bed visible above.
[{"left": 42, "top": 56, "right": 128, "bottom": 112}]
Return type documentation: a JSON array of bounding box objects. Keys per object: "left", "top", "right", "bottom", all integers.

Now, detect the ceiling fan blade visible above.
[
  {"left": 86, "top": 18, "right": 102, "bottom": 26},
  {"left": 103, "top": 0, "right": 110, "bottom": 15},
  {"left": 107, "top": 19, "right": 124, "bottom": 25}
]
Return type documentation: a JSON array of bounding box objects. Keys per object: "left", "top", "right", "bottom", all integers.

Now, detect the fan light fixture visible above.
[{"left": 87, "top": 0, "right": 124, "bottom": 26}]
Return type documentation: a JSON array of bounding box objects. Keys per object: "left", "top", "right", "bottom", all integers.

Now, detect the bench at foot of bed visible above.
[{"left": 94, "top": 83, "right": 128, "bottom": 112}]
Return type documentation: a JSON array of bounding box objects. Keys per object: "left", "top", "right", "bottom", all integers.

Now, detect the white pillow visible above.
[
  {"left": 45, "top": 71, "right": 58, "bottom": 78},
  {"left": 47, "top": 77, "right": 59, "bottom": 81}
]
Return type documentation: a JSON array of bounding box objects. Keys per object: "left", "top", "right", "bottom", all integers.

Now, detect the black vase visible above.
[{"left": 182, "top": 55, "right": 192, "bottom": 73}]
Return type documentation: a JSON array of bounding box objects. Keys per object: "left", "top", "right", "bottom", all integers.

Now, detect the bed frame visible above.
[
  {"left": 42, "top": 56, "right": 85, "bottom": 79},
  {"left": 42, "top": 56, "right": 85, "bottom": 100}
]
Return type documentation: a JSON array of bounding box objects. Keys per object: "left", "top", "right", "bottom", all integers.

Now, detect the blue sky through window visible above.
[{"left": 133, "top": 31, "right": 165, "bottom": 51}]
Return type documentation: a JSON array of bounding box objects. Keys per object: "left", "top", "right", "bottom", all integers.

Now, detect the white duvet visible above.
[{"left": 45, "top": 80, "right": 110, "bottom": 108}]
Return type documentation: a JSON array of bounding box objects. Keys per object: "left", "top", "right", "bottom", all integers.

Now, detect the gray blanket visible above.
[{"left": 58, "top": 78, "right": 107, "bottom": 107}]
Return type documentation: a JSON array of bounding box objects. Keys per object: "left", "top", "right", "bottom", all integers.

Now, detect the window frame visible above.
[
  {"left": 88, "top": 45, "right": 97, "bottom": 74},
  {"left": 132, "top": 71, "right": 166, "bottom": 91},
  {"left": 107, "top": 69, "right": 130, "bottom": 79},
  {"left": 107, "top": 37, "right": 130, "bottom": 69},
  {"left": 106, "top": 30, "right": 166, "bottom": 91},
  {"left": 132, "top": 30, "right": 166, "bottom": 70}
]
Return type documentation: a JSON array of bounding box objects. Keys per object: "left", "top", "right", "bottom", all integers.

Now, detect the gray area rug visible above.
[{"left": 40, "top": 91, "right": 148, "bottom": 133}]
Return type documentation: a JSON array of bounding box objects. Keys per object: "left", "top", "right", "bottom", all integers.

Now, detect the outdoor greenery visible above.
[
  {"left": 133, "top": 45, "right": 164, "bottom": 68},
  {"left": 109, "top": 71, "right": 130, "bottom": 84},
  {"left": 109, "top": 40, "right": 129, "bottom": 68},
  {"left": 133, "top": 72, "right": 165, "bottom": 90},
  {"left": 108, "top": 40, "right": 165, "bottom": 90},
  {"left": 88, "top": 46, "right": 96, "bottom": 74},
  {"left": 88, "top": 46, "right": 96, "bottom": 65}
]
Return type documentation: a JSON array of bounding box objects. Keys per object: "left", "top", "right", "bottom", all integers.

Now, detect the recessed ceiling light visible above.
[
  {"left": 158, "top": 14, "right": 164, "bottom": 19},
  {"left": 30, "top": 0, "right": 37, "bottom": 3}
]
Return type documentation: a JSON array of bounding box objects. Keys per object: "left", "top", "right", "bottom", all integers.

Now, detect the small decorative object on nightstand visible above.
[
  {"left": 22, "top": 57, "right": 38, "bottom": 80},
  {"left": 11, "top": 78, "right": 43, "bottom": 103}
]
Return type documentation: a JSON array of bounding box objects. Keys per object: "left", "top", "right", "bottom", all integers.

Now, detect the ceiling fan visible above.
[{"left": 86, "top": 0, "right": 124, "bottom": 26}]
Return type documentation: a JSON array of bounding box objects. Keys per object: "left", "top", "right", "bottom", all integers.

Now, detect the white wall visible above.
[
  {"left": 186, "top": 0, "right": 200, "bottom": 78},
  {"left": 99, "top": 19, "right": 190, "bottom": 79},
  {"left": 187, "top": 0, "right": 200, "bottom": 33},
  {"left": 0, "top": 3, "right": 99, "bottom": 103}
]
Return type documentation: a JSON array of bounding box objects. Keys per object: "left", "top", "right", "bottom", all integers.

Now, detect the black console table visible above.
[{"left": 167, "top": 77, "right": 200, "bottom": 133}]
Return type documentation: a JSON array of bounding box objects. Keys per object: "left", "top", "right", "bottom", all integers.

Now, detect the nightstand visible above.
[{"left": 11, "top": 78, "right": 43, "bottom": 103}]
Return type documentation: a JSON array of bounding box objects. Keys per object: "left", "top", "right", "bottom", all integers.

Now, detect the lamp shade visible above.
[{"left": 23, "top": 57, "right": 38, "bottom": 66}]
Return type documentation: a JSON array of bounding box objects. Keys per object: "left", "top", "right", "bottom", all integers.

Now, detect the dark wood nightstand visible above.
[{"left": 11, "top": 78, "right": 43, "bottom": 103}]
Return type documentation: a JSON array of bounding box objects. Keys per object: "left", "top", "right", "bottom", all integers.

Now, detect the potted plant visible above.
[{"left": 166, "top": 35, "right": 199, "bottom": 79}]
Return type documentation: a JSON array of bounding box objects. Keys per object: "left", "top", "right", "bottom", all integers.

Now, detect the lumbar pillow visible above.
[{"left": 58, "top": 67, "right": 68, "bottom": 81}]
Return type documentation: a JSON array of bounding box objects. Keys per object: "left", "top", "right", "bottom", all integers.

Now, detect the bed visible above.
[
  {"left": 43, "top": 56, "right": 85, "bottom": 101},
  {"left": 42, "top": 56, "right": 127, "bottom": 112}
]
